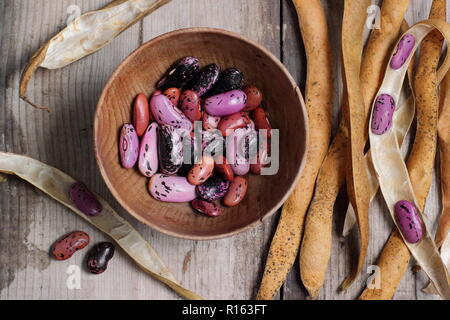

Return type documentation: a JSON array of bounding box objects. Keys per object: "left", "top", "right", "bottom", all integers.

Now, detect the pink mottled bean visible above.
[
  {"left": 120, "top": 124, "right": 139, "bottom": 169},
  {"left": 371, "top": 94, "right": 395, "bottom": 135},
  {"left": 394, "top": 200, "right": 424, "bottom": 244},
  {"left": 390, "top": 34, "right": 415, "bottom": 70}
]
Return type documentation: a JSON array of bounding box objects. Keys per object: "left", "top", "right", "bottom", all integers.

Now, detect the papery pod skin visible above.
[
  {"left": 120, "top": 124, "right": 139, "bottom": 169},
  {"left": 86, "top": 242, "right": 115, "bottom": 274},
  {"left": 207, "top": 67, "right": 244, "bottom": 96},
  {"left": 157, "top": 125, "right": 184, "bottom": 175},
  {"left": 390, "top": 34, "right": 416, "bottom": 69},
  {"left": 157, "top": 56, "right": 200, "bottom": 90},
  {"left": 191, "top": 199, "right": 222, "bottom": 217},
  {"left": 371, "top": 94, "right": 396, "bottom": 135},
  {"left": 69, "top": 182, "right": 102, "bottom": 217},
  {"left": 149, "top": 174, "right": 196, "bottom": 203},
  {"left": 187, "top": 64, "right": 220, "bottom": 97},
  {"left": 138, "top": 122, "right": 159, "bottom": 177}
]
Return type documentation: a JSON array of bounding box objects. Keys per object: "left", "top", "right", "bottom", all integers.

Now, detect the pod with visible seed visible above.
[
  {"left": 133, "top": 93, "right": 150, "bottom": 137},
  {"left": 138, "top": 122, "right": 159, "bottom": 177},
  {"left": 187, "top": 156, "right": 215, "bottom": 186},
  {"left": 390, "top": 34, "right": 416, "bottom": 70},
  {"left": 218, "top": 112, "right": 251, "bottom": 136},
  {"left": 197, "top": 175, "right": 230, "bottom": 201},
  {"left": 252, "top": 107, "right": 272, "bottom": 138},
  {"left": 86, "top": 242, "right": 115, "bottom": 274},
  {"left": 69, "top": 182, "right": 102, "bottom": 217},
  {"left": 120, "top": 124, "right": 139, "bottom": 169},
  {"left": 179, "top": 90, "right": 202, "bottom": 122},
  {"left": 243, "top": 85, "right": 263, "bottom": 111},
  {"left": 394, "top": 200, "right": 424, "bottom": 244},
  {"left": 157, "top": 56, "right": 200, "bottom": 90},
  {"left": 202, "top": 112, "right": 221, "bottom": 130},
  {"left": 214, "top": 155, "right": 234, "bottom": 181},
  {"left": 51, "top": 231, "right": 90, "bottom": 261},
  {"left": 158, "top": 125, "right": 183, "bottom": 175},
  {"left": 208, "top": 68, "right": 244, "bottom": 96},
  {"left": 149, "top": 174, "right": 196, "bottom": 202},
  {"left": 150, "top": 94, "right": 193, "bottom": 131},
  {"left": 371, "top": 94, "right": 395, "bottom": 135},
  {"left": 204, "top": 90, "right": 247, "bottom": 117},
  {"left": 163, "top": 87, "right": 181, "bottom": 107},
  {"left": 187, "top": 64, "right": 220, "bottom": 97},
  {"left": 223, "top": 176, "right": 248, "bottom": 207},
  {"left": 191, "top": 199, "right": 222, "bottom": 217}
]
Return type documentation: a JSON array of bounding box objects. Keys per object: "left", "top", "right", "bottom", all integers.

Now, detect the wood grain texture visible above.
[{"left": 0, "top": 0, "right": 447, "bottom": 300}]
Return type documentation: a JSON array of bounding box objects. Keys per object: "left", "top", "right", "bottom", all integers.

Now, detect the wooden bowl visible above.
[{"left": 94, "top": 28, "right": 308, "bottom": 240}]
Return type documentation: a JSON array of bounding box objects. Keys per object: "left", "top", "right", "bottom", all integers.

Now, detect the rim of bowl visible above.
[{"left": 94, "top": 27, "right": 309, "bottom": 241}]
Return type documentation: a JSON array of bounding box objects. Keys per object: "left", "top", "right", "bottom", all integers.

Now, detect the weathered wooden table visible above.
[{"left": 0, "top": 0, "right": 445, "bottom": 300}]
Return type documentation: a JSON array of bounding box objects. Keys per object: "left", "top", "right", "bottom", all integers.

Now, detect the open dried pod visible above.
[
  {"left": 19, "top": 0, "right": 171, "bottom": 111},
  {"left": 368, "top": 20, "right": 450, "bottom": 300},
  {"left": 0, "top": 152, "right": 202, "bottom": 300}
]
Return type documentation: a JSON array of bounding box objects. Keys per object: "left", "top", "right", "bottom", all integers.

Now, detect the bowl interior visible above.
[{"left": 94, "top": 28, "right": 307, "bottom": 240}]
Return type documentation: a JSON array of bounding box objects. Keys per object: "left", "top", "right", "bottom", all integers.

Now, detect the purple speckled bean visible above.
[
  {"left": 390, "top": 34, "right": 415, "bottom": 70},
  {"left": 371, "top": 94, "right": 395, "bottom": 135},
  {"left": 149, "top": 174, "right": 196, "bottom": 203},
  {"left": 197, "top": 175, "right": 230, "bottom": 201},
  {"left": 191, "top": 199, "right": 222, "bottom": 217},
  {"left": 157, "top": 56, "right": 200, "bottom": 90},
  {"left": 394, "top": 200, "right": 424, "bottom": 244},
  {"left": 150, "top": 94, "right": 193, "bottom": 131},
  {"left": 120, "top": 124, "right": 139, "bottom": 168},
  {"left": 138, "top": 122, "right": 159, "bottom": 177},
  {"left": 69, "top": 182, "right": 102, "bottom": 217},
  {"left": 188, "top": 64, "right": 221, "bottom": 97},
  {"left": 203, "top": 90, "right": 247, "bottom": 117}
]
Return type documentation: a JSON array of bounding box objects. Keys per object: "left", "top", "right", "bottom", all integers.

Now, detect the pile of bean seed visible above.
[{"left": 119, "top": 57, "right": 275, "bottom": 217}]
